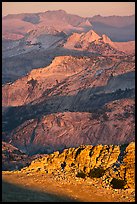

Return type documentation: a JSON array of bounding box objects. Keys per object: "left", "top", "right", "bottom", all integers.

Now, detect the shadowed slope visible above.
[
  {"left": 2, "top": 72, "right": 135, "bottom": 132},
  {"left": 2, "top": 181, "right": 77, "bottom": 202}
]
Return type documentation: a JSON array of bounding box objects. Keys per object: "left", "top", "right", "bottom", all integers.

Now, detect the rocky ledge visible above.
[{"left": 20, "top": 142, "right": 135, "bottom": 189}]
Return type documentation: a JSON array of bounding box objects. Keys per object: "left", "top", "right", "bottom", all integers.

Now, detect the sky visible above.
[{"left": 2, "top": 2, "right": 135, "bottom": 17}]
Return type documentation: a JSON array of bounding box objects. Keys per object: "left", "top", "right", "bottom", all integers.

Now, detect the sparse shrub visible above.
[
  {"left": 76, "top": 171, "right": 86, "bottom": 178},
  {"left": 116, "top": 114, "right": 123, "bottom": 120},
  {"left": 71, "top": 162, "right": 75, "bottom": 167},
  {"left": 36, "top": 167, "right": 41, "bottom": 172},
  {"left": 131, "top": 106, "right": 135, "bottom": 116},
  {"left": 91, "top": 108, "right": 109, "bottom": 120},
  {"left": 88, "top": 167, "right": 105, "bottom": 178},
  {"left": 123, "top": 111, "right": 130, "bottom": 118},
  {"left": 110, "top": 178, "right": 126, "bottom": 189},
  {"left": 74, "top": 43, "right": 82, "bottom": 48},
  {"left": 61, "top": 161, "right": 66, "bottom": 170},
  {"left": 91, "top": 110, "right": 103, "bottom": 120},
  {"left": 91, "top": 112, "right": 100, "bottom": 120},
  {"left": 75, "top": 147, "right": 85, "bottom": 159},
  {"left": 8, "top": 154, "right": 14, "bottom": 161},
  {"left": 102, "top": 113, "right": 109, "bottom": 121},
  {"left": 27, "top": 78, "right": 37, "bottom": 88}
]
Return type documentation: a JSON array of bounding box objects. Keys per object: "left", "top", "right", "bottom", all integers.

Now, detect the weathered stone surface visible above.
[
  {"left": 119, "top": 142, "right": 135, "bottom": 189},
  {"left": 21, "top": 142, "right": 135, "bottom": 189}
]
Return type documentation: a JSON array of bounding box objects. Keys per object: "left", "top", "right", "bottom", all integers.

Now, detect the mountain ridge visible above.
[
  {"left": 2, "top": 9, "right": 135, "bottom": 186},
  {"left": 2, "top": 10, "right": 135, "bottom": 41},
  {"left": 2, "top": 53, "right": 135, "bottom": 155}
]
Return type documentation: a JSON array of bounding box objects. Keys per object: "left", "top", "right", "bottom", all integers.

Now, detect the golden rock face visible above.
[{"left": 21, "top": 142, "right": 135, "bottom": 189}]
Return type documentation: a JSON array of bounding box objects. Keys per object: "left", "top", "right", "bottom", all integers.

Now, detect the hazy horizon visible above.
[{"left": 2, "top": 2, "right": 135, "bottom": 17}]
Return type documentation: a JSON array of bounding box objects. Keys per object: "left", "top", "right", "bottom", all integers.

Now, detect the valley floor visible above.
[{"left": 2, "top": 171, "right": 135, "bottom": 202}]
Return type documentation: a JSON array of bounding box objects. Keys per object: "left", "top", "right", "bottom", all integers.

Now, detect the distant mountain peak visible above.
[
  {"left": 49, "top": 9, "right": 66, "bottom": 13},
  {"left": 84, "top": 29, "right": 101, "bottom": 41},
  {"left": 78, "top": 19, "right": 92, "bottom": 27},
  {"left": 45, "top": 9, "right": 67, "bottom": 15},
  {"left": 56, "top": 9, "right": 67, "bottom": 13},
  {"left": 102, "top": 34, "right": 112, "bottom": 43}
]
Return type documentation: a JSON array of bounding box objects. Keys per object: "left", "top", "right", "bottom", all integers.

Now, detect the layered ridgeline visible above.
[
  {"left": 2, "top": 10, "right": 135, "bottom": 41},
  {"left": 13, "top": 142, "right": 135, "bottom": 189},
  {"left": 2, "top": 10, "right": 135, "bottom": 175},
  {"left": 2, "top": 10, "right": 135, "bottom": 84},
  {"left": 2, "top": 54, "right": 135, "bottom": 155},
  {"left": 2, "top": 29, "right": 134, "bottom": 84}
]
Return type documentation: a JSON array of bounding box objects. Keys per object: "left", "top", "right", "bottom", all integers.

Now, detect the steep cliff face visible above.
[{"left": 21, "top": 142, "right": 135, "bottom": 189}]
